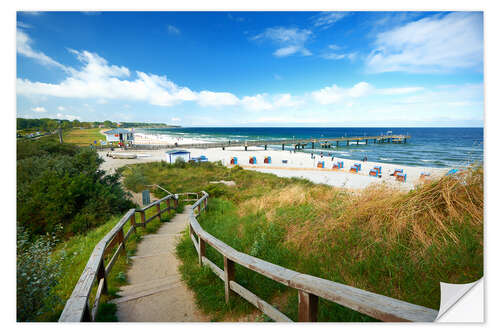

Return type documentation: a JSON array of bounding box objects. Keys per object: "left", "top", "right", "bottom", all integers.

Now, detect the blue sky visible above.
[{"left": 16, "top": 11, "right": 484, "bottom": 127}]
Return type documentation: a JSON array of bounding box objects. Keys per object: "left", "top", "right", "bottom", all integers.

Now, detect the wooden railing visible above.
[
  {"left": 188, "top": 191, "right": 438, "bottom": 322},
  {"left": 58, "top": 194, "right": 178, "bottom": 322},
  {"left": 60, "top": 189, "right": 438, "bottom": 322}
]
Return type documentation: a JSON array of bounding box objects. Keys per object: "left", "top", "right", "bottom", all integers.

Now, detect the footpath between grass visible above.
[{"left": 41, "top": 201, "right": 185, "bottom": 321}]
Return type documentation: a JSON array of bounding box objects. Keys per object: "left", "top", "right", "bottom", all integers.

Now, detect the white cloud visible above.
[
  {"left": 17, "top": 22, "right": 31, "bottom": 29},
  {"left": 312, "top": 12, "right": 348, "bottom": 29},
  {"left": 31, "top": 106, "right": 47, "bottom": 113},
  {"left": 366, "top": 12, "right": 483, "bottom": 73},
  {"left": 311, "top": 82, "right": 374, "bottom": 104},
  {"left": 273, "top": 93, "right": 303, "bottom": 108},
  {"left": 171, "top": 117, "right": 181, "bottom": 122},
  {"left": 17, "top": 49, "right": 198, "bottom": 107},
  {"left": 57, "top": 106, "right": 65, "bottom": 111},
  {"left": 197, "top": 91, "right": 239, "bottom": 107},
  {"left": 167, "top": 25, "right": 180, "bottom": 35},
  {"left": 321, "top": 52, "right": 357, "bottom": 61},
  {"left": 377, "top": 87, "right": 424, "bottom": 95},
  {"left": 17, "top": 29, "right": 69, "bottom": 71},
  {"left": 252, "top": 27, "right": 312, "bottom": 57},
  {"left": 241, "top": 94, "right": 273, "bottom": 111},
  {"left": 56, "top": 113, "right": 81, "bottom": 121}
]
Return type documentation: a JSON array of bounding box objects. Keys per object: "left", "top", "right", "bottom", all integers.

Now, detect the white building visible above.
[{"left": 103, "top": 128, "right": 134, "bottom": 142}]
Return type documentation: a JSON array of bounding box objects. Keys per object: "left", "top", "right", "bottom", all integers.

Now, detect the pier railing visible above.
[
  {"left": 96, "top": 134, "right": 410, "bottom": 151},
  {"left": 60, "top": 188, "right": 438, "bottom": 322}
]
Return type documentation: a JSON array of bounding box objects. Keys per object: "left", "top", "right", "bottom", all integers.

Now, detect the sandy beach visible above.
[{"left": 99, "top": 143, "right": 449, "bottom": 191}]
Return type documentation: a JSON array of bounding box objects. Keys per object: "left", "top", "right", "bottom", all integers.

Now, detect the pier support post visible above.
[
  {"left": 265, "top": 145, "right": 267, "bottom": 150},
  {"left": 357, "top": 140, "right": 359, "bottom": 145},
  {"left": 366, "top": 139, "right": 368, "bottom": 144},
  {"left": 222, "top": 146, "right": 225, "bottom": 150},
  {"left": 245, "top": 146, "right": 248, "bottom": 151},
  {"left": 282, "top": 144, "right": 285, "bottom": 150},
  {"left": 347, "top": 140, "right": 349, "bottom": 146},
  {"left": 311, "top": 142, "right": 314, "bottom": 149},
  {"left": 336, "top": 141, "right": 339, "bottom": 148}
]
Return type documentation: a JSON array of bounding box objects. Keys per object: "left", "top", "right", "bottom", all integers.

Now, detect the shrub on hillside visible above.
[
  {"left": 17, "top": 142, "right": 134, "bottom": 236},
  {"left": 17, "top": 226, "right": 63, "bottom": 321}
]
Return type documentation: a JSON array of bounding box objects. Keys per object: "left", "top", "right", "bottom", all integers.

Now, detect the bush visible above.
[
  {"left": 17, "top": 227, "right": 63, "bottom": 321},
  {"left": 17, "top": 143, "right": 134, "bottom": 236}
]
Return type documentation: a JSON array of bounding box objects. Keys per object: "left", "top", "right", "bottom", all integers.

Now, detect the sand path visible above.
[{"left": 114, "top": 206, "right": 208, "bottom": 322}]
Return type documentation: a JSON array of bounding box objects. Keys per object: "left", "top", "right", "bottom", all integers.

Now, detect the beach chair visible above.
[
  {"left": 317, "top": 161, "right": 325, "bottom": 168},
  {"left": 264, "top": 156, "right": 271, "bottom": 164},
  {"left": 282, "top": 160, "right": 288, "bottom": 164},
  {"left": 396, "top": 173, "right": 407, "bottom": 182},
  {"left": 354, "top": 163, "right": 362, "bottom": 171},
  {"left": 369, "top": 169, "right": 379, "bottom": 177},
  {"left": 350, "top": 165, "right": 358, "bottom": 173},
  {"left": 338, "top": 161, "right": 344, "bottom": 169},
  {"left": 419, "top": 172, "right": 430, "bottom": 180},
  {"left": 230, "top": 157, "right": 238, "bottom": 165},
  {"left": 249, "top": 156, "right": 257, "bottom": 164},
  {"left": 374, "top": 166, "right": 382, "bottom": 173},
  {"left": 391, "top": 168, "right": 403, "bottom": 176}
]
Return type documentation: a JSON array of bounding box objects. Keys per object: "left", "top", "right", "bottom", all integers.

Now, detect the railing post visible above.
[
  {"left": 130, "top": 213, "right": 136, "bottom": 232},
  {"left": 82, "top": 301, "right": 92, "bottom": 322},
  {"left": 157, "top": 203, "right": 162, "bottom": 221},
  {"left": 97, "top": 258, "right": 108, "bottom": 295},
  {"left": 198, "top": 237, "right": 206, "bottom": 266},
  {"left": 175, "top": 197, "right": 178, "bottom": 209},
  {"left": 140, "top": 210, "right": 146, "bottom": 226},
  {"left": 167, "top": 197, "right": 171, "bottom": 211},
  {"left": 298, "top": 290, "right": 318, "bottom": 322},
  {"left": 223, "top": 256, "right": 235, "bottom": 304},
  {"left": 118, "top": 228, "right": 126, "bottom": 255}
]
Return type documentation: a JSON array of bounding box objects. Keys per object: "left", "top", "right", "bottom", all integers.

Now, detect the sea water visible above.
[{"left": 137, "top": 127, "right": 483, "bottom": 169}]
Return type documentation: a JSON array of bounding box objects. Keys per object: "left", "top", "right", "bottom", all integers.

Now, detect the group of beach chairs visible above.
[{"left": 230, "top": 156, "right": 272, "bottom": 165}]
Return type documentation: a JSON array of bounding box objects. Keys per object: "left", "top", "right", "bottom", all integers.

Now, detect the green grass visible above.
[
  {"left": 121, "top": 162, "right": 483, "bottom": 322},
  {"left": 63, "top": 128, "right": 108, "bottom": 146},
  {"left": 41, "top": 199, "right": 184, "bottom": 321}
]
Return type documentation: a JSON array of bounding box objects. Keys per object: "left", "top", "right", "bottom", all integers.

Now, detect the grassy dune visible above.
[
  {"left": 63, "top": 128, "right": 108, "bottom": 146},
  {"left": 121, "top": 161, "right": 483, "bottom": 321}
]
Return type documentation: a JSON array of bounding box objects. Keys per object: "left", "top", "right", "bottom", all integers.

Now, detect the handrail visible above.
[
  {"left": 59, "top": 194, "right": 179, "bottom": 322},
  {"left": 188, "top": 191, "right": 438, "bottom": 322},
  {"left": 60, "top": 188, "right": 438, "bottom": 322}
]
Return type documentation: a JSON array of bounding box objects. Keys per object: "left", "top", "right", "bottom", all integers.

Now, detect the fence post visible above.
[
  {"left": 140, "top": 210, "right": 146, "bottom": 226},
  {"left": 156, "top": 203, "right": 162, "bottom": 221},
  {"left": 224, "top": 256, "right": 235, "bottom": 304},
  {"left": 298, "top": 290, "right": 318, "bottom": 322},
  {"left": 198, "top": 237, "right": 206, "bottom": 266},
  {"left": 167, "top": 198, "right": 171, "bottom": 211},
  {"left": 82, "top": 301, "right": 92, "bottom": 322},
  {"left": 130, "top": 213, "right": 136, "bottom": 232},
  {"left": 118, "top": 228, "right": 126, "bottom": 255},
  {"left": 97, "top": 258, "right": 108, "bottom": 295}
]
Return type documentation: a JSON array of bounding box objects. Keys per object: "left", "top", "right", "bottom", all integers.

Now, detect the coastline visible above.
[{"left": 99, "top": 141, "right": 449, "bottom": 191}]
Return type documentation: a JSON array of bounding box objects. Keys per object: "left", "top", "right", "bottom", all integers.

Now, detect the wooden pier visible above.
[{"left": 129, "top": 134, "right": 410, "bottom": 151}]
